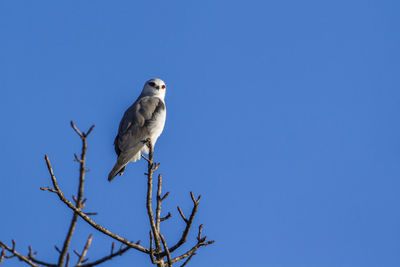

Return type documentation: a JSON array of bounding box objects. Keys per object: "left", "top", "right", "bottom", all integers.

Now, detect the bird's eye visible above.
[
  {"left": 149, "top": 82, "right": 156, "bottom": 87},
  {"left": 161, "top": 85, "right": 166, "bottom": 89}
]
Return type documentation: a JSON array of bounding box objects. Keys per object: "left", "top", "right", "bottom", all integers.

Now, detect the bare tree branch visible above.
[
  {"left": 65, "top": 253, "right": 70, "bottom": 267},
  {"left": 170, "top": 224, "right": 214, "bottom": 264},
  {"left": 148, "top": 231, "right": 157, "bottom": 265},
  {"left": 0, "top": 249, "right": 5, "bottom": 264},
  {"left": 0, "top": 241, "right": 40, "bottom": 267},
  {"left": 144, "top": 140, "right": 165, "bottom": 267},
  {"left": 159, "top": 234, "right": 172, "bottom": 267},
  {"left": 156, "top": 174, "right": 163, "bottom": 235},
  {"left": 42, "top": 155, "right": 148, "bottom": 254},
  {"left": 167, "top": 192, "right": 201, "bottom": 254},
  {"left": 58, "top": 121, "right": 93, "bottom": 267},
  {"left": 142, "top": 139, "right": 214, "bottom": 266},
  {"left": 2, "top": 121, "right": 214, "bottom": 267},
  {"left": 27, "top": 246, "right": 56, "bottom": 267}
]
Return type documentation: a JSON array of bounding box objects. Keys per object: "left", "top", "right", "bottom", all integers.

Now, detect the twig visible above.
[
  {"left": 74, "top": 154, "right": 83, "bottom": 163},
  {"left": 40, "top": 187, "right": 58, "bottom": 193},
  {"left": 77, "top": 234, "right": 93, "bottom": 266},
  {"left": 0, "top": 241, "right": 40, "bottom": 267},
  {"left": 167, "top": 192, "right": 201, "bottom": 254},
  {"left": 80, "top": 245, "right": 130, "bottom": 267},
  {"left": 110, "top": 243, "right": 115, "bottom": 255},
  {"left": 190, "top": 192, "right": 201, "bottom": 204},
  {"left": 180, "top": 252, "right": 195, "bottom": 267},
  {"left": 58, "top": 122, "right": 92, "bottom": 267},
  {"left": 197, "top": 224, "right": 203, "bottom": 242},
  {"left": 65, "top": 253, "right": 70, "bottom": 267},
  {"left": 55, "top": 246, "right": 61, "bottom": 254},
  {"left": 70, "top": 121, "right": 83, "bottom": 138},
  {"left": 159, "top": 234, "right": 172, "bottom": 267},
  {"left": 141, "top": 154, "right": 151, "bottom": 163},
  {"left": 171, "top": 240, "right": 214, "bottom": 263},
  {"left": 0, "top": 249, "right": 5, "bottom": 264},
  {"left": 171, "top": 224, "right": 214, "bottom": 263},
  {"left": 177, "top": 206, "right": 187, "bottom": 223},
  {"left": 161, "top": 192, "right": 170, "bottom": 201},
  {"left": 85, "top": 125, "right": 95, "bottom": 137},
  {"left": 27, "top": 246, "right": 56, "bottom": 267},
  {"left": 144, "top": 140, "right": 162, "bottom": 255},
  {"left": 73, "top": 250, "right": 80, "bottom": 258},
  {"left": 156, "top": 174, "right": 163, "bottom": 233},
  {"left": 149, "top": 231, "right": 156, "bottom": 264},
  {"left": 160, "top": 212, "right": 172, "bottom": 222}
]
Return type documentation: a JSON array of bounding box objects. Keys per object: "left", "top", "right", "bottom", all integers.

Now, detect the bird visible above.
[{"left": 108, "top": 78, "right": 167, "bottom": 182}]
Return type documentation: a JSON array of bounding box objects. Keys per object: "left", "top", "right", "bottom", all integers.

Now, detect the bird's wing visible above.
[
  {"left": 108, "top": 96, "right": 165, "bottom": 181},
  {"left": 116, "top": 96, "right": 165, "bottom": 153}
]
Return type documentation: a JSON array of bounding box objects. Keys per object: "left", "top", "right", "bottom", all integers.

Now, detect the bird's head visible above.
[{"left": 141, "top": 78, "right": 166, "bottom": 100}]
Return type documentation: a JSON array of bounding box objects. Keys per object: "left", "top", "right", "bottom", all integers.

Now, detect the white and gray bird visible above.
[{"left": 108, "top": 78, "right": 167, "bottom": 181}]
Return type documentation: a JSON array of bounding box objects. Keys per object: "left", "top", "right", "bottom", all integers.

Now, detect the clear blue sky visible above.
[{"left": 1, "top": 1, "right": 400, "bottom": 266}]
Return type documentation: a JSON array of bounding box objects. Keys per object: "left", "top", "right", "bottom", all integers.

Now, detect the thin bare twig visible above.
[
  {"left": 149, "top": 231, "right": 156, "bottom": 265},
  {"left": 170, "top": 224, "right": 214, "bottom": 263},
  {"left": 0, "top": 249, "right": 5, "bottom": 264},
  {"left": 167, "top": 192, "right": 201, "bottom": 254},
  {"left": 76, "top": 234, "right": 93, "bottom": 266},
  {"left": 141, "top": 154, "right": 151, "bottom": 163},
  {"left": 27, "top": 246, "right": 56, "bottom": 267},
  {"left": 161, "top": 192, "right": 170, "bottom": 201},
  {"left": 0, "top": 241, "right": 39, "bottom": 267},
  {"left": 74, "top": 153, "right": 83, "bottom": 163},
  {"left": 160, "top": 212, "right": 172, "bottom": 222},
  {"left": 197, "top": 224, "right": 203, "bottom": 242},
  {"left": 171, "top": 240, "right": 214, "bottom": 264},
  {"left": 79, "top": 245, "right": 130, "bottom": 267},
  {"left": 70, "top": 121, "right": 83, "bottom": 138},
  {"left": 85, "top": 125, "right": 95, "bottom": 137},
  {"left": 55, "top": 246, "right": 61, "bottom": 254},
  {"left": 40, "top": 187, "right": 58, "bottom": 193},
  {"left": 180, "top": 252, "right": 195, "bottom": 267},
  {"left": 58, "top": 122, "right": 93, "bottom": 267},
  {"left": 156, "top": 174, "right": 163, "bottom": 234},
  {"left": 177, "top": 206, "right": 187, "bottom": 223}
]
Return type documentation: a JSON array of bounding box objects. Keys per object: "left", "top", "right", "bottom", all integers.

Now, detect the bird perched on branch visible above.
[{"left": 108, "top": 78, "right": 167, "bottom": 181}]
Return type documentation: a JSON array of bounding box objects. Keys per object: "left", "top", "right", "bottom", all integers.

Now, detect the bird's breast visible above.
[{"left": 149, "top": 108, "right": 166, "bottom": 140}]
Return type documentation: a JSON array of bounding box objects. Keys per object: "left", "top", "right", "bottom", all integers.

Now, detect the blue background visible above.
[{"left": 1, "top": 1, "right": 400, "bottom": 266}]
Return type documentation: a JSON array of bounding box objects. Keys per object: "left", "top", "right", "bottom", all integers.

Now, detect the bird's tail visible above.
[
  {"left": 108, "top": 147, "right": 143, "bottom": 182},
  {"left": 108, "top": 162, "right": 126, "bottom": 182}
]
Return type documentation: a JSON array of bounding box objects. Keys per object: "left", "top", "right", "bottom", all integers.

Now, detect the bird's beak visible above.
[{"left": 156, "top": 85, "right": 160, "bottom": 89}]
